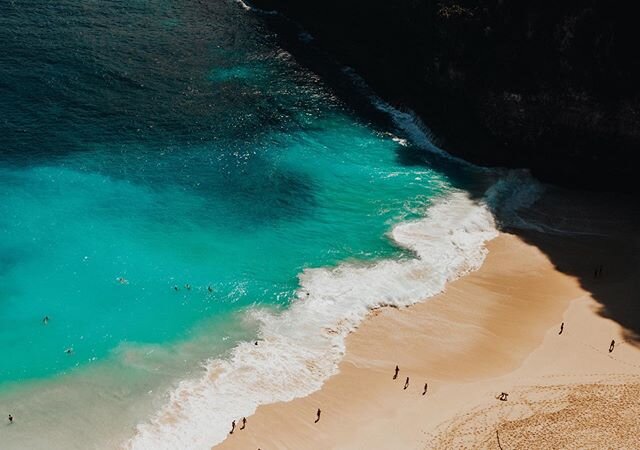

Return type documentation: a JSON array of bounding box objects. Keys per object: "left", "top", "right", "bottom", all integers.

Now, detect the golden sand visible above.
[{"left": 214, "top": 195, "right": 640, "bottom": 449}]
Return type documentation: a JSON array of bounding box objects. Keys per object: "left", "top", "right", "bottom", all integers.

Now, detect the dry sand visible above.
[{"left": 215, "top": 193, "right": 640, "bottom": 449}]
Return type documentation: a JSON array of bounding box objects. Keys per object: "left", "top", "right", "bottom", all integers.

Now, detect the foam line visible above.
[{"left": 125, "top": 183, "right": 540, "bottom": 449}]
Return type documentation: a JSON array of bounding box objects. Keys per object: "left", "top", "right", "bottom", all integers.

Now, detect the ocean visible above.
[{"left": 0, "top": 0, "right": 535, "bottom": 448}]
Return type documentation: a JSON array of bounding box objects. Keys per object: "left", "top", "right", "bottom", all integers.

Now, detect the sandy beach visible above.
[{"left": 214, "top": 191, "right": 640, "bottom": 449}]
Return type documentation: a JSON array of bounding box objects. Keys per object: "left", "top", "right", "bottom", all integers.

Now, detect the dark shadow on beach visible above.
[
  {"left": 397, "top": 134, "right": 640, "bottom": 344},
  {"left": 499, "top": 188, "right": 640, "bottom": 346},
  {"left": 254, "top": 7, "right": 640, "bottom": 345},
  {"left": 397, "top": 139, "right": 640, "bottom": 344}
]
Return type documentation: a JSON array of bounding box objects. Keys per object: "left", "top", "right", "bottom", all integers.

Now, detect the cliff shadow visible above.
[
  {"left": 501, "top": 188, "right": 640, "bottom": 346},
  {"left": 250, "top": 2, "right": 640, "bottom": 343}
]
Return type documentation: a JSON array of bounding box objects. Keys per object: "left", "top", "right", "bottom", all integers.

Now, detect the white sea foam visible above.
[
  {"left": 234, "top": 0, "right": 278, "bottom": 15},
  {"left": 125, "top": 45, "right": 542, "bottom": 450},
  {"left": 234, "top": 0, "right": 251, "bottom": 11},
  {"left": 341, "top": 67, "right": 493, "bottom": 170},
  {"left": 484, "top": 170, "right": 545, "bottom": 230},
  {"left": 124, "top": 183, "right": 526, "bottom": 449}
]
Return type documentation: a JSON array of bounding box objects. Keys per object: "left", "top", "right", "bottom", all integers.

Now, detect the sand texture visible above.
[{"left": 215, "top": 191, "right": 640, "bottom": 449}]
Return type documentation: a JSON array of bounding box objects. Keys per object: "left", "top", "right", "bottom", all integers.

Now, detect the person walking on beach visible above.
[
  {"left": 498, "top": 392, "right": 509, "bottom": 401},
  {"left": 404, "top": 377, "right": 410, "bottom": 390},
  {"left": 315, "top": 408, "right": 321, "bottom": 423},
  {"left": 559, "top": 322, "right": 564, "bottom": 335},
  {"left": 393, "top": 365, "right": 399, "bottom": 380},
  {"left": 609, "top": 339, "right": 616, "bottom": 353},
  {"left": 422, "top": 382, "right": 428, "bottom": 396},
  {"left": 230, "top": 420, "right": 236, "bottom": 434},
  {"left": 8, "top": 414, "right": 13, "bottom": 424},
  {"left": 241, "top": 417, "right": 246, "bottom": 430}
]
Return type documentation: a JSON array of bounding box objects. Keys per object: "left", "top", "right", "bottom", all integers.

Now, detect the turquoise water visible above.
[
  {"left": 0, "top": 114, "right": 447, "bottom": 384},
  {"left": 0, "top": 0, "right": 471, "bottom": 447}
]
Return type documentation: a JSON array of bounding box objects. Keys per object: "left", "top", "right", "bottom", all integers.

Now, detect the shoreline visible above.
[
  {"left": 214, "top": 221, "right": 640, "bottom": 448},
  {"left": 125, "top": 188, "right": 503, "bottom": 449}
]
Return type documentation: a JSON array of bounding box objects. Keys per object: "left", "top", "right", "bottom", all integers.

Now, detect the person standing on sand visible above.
[
  {"left": 241, "top": 417, "right": 246, "bottom": 430},
  {"left": 422, "top": 382, "right": 428, "bottom": 396},
  {"left": 559, "top": 322, "right": 564, "bottom": 335},
  {"left": 393, "top": 365, "right": 399, "bottom": 380},
  {"left": 404, "top": 377, "right": 410, "bottom": 390},
  {"left": 609, "top": 339, "right": 615, "bottom": 353},
  {"left": 8, "top": 414, "right": 13, "bottom": 424},
  {"left": 230, "top": 420, "right": 236, "bottom": 434},
  {"left": 315, "top": 408, "right": 321, "bottom": 423}
]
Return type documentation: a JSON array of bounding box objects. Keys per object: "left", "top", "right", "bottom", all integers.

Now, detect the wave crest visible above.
[{"left": 125, "top": 188, "right": 507, "bottom": 449}]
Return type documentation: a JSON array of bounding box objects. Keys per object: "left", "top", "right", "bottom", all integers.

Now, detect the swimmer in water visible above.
[
  {"left": 117, "top": 277, "right": 128, "bottom": 285},
  {"left": 65, "top": 347, "right": 74, "bottom": 355},
  {"left": 43, "top": 316, "right": 49, "bottom": 325},
  {"left": 184, "top": 284, "right": 191, "bottom": 290},
  {"left": 173, "top": 285, "right": 179, "bottom": 291}
]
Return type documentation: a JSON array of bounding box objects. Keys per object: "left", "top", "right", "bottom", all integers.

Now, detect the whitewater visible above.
[{"left": 126, "top": 88, "right": 542, "bottom": 450}]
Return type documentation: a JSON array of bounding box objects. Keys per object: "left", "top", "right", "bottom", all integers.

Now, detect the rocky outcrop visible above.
[{"left": 253, "top": 0, "right": 639, "bottom": 190}]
